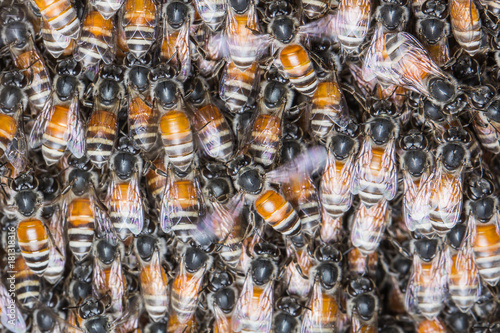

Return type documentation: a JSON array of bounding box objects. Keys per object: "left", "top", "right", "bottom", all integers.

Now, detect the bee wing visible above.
[
  {"left": 380, "top": 138, "right": 398, "bottom": 200},
  {"left": 127, "top": 86, "right": 158, "bottom": 149},
  {"left": 451, "top": 244, "right": 481, "bottom": 307},
  {"left": 299, "top": 13, "right": 338, "bottom": 41},
  {"left": 213, "top": 303, "right": 232, "bottom": 333},
  {"left": 300, "top": 279, "right": 336, "bottom": 333},
  {"left": 232, "top": 273, "right": 255, "bottom": 332},
  {"left": 92, "top": 257, "right": 108, "bottom": 296},
  {"left": 351, "top": 200, "right": 389, "bottom": 254},
  {"left": 432, "top": 168, "right": 463, "bottom": 229},
  {"left": 125, "top": 171, "right": 144, "bottom": 235},
  {"left": 404, "top": 257, "right": 420, "bottom": 315},
  {"left": 121, "top": 0, "right": 157, "bottom": 40},
  {"left": 411, "top": 171, "right": 434, "bottom": 222},
  {"left": 109, "top": 256, "right": 126, "bottom": 314},
  {"left": 91, "top": 191, "right": 118, "bottom": 245},
  {"left": 6, "top": 107, "right": 28, "bottom": 171},
  {"left": 336, "top": 0, "right": 371, "bottom": 39},
  {"left": 67, "top": 95, "right": 86, "bottom": 158},
  {"left": 192, "top": 105, "right": 233, "bottom": 160},
  {"left": 0, "top": 282, "right": 27, "bottom": 333},
  {"left": 402, "top": 171, "right": 419, "bottom": 231},
  {"left": 29, "top": 95, "right": 54, "bottom": 149},
  {"left": 142, "top": 249, "right": 169, "bottom": 287},
  {"left": 194, "top": 0, "right": 226, "bottom": 30},
  {"left": 320, "top": 152, "right": 356, "bottom": 213}
]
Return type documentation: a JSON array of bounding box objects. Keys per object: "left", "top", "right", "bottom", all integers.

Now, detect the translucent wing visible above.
[
  {"left": 126, "top": 171, "right": 144, "bottom": 235},
  {"left": 162, "top": 24, "right": 191, "bottom": 80},
  {"left": 108, "top": 256, "right": 125, "bottom": 315},
  {"left": 213, "top": 302, "right": 232, "bottom": 333},
  {"left": 92, "top": 258, "right": 108, "bottom": 297},
  {"left": 91, "top": 191, "right": 118, "bottom": 245},
  {"left": 0, "top": 282, "right": 27, "bottom": 333},
  {"left": 301, "top": 279, "right": 337, "bottom": 333},
  {"left": 336, "top": 0, "right": 371, "bottom": 41},
  {"left": 402, "top": 170, "right": 422, "bottom": 231},
  {"left": 194, "top": 0, "right": 226, "bottom": 31},
  {"left": 121, "top": 0, "right": 157, "bottom": 46},
  {"left": 448, "top": 243, "right": 481, "bottom": 311},
  {"left": 6, "top": 107, "right": 28, "bottom": 171},
  {"left": 380, "top": 138, "right": 398, "bottom": 200},
  {"left": 410, "top": 168, "right": 434, "bottom": 222},
  {"left": 67, "top": 95, "right": 86, "bottom": 158},
  {"left": 351, "top": 200, "right": 390, "bottom": 254},
  {"left": 431, "top": 166, "right": 463, "bottom": 229},
  {"left": 256, "top": 280, "right": 274, "bottom": 332},
  {"left": 127, "top": 86, "right": 158, "bottom": 151},
  {"left": 29, "top": 93, "right": 54, "bottom": 149}
]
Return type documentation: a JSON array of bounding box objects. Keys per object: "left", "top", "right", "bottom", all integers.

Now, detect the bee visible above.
[
  {"left": 30, "top": 0, "right": 80, "bottom": 38},
  {"left": 301, "top": 244, "right": 342, "bottom": 332},
  {"left": 319, "top": 207, "right": 343, "bottom": 243},
  {"left": 168, "top": 245, "right": 213, "bottom": 333},
  {"left": 40, "top": 18, "right": 75, "bottom": 59},
  {"left": 13, "top": 253, "right": 41, "bottom": 309},
  {"left": 86, "top": 65, "right": 124, "bottom": 169},
  {"left": 92, "top": 0, "right": 125, "bottom": 19},
  {"left": 302, "top": 0, "right": 332, "bottom": 20},
  {"left": 413, "top": 126, "right": 468, "bottom": 236},
  {"left": 219, "top": 61, "right": 259, "bottom": 114},
  {"left": 351, "top": 199, "right": 391, "bottom": 255},
  {"left": 363, "top": 27, "right": 461, "bottom": 108},
  {"left": 160, "top": 0, "right": 194, "bottom": 82},
  {"left": 0, "top": 71, "right": 29, "bottom": 171},
  {"left": 374, "top": 0, "right": 409, "bottom": 32},
  {"left": 29, "top": 58, "right": 86, "bottom": 166},
  {"left": 124, "top": 54, "right": 158, "bottom": 152},
  {"left": 284, "top": 238, "right": 314, "bottom": 298},
  {"left": 138, "top": 246, "right": 169, "bottom": 322},
  {"left": 0, "top": 3, "right": 34, "bottom": 50},
  {"left": 446, "top": 223, "right": 481, "bottom": 312},
  {"left": 471, "top": 95, "right": 500, "bottom": 154},
  {"left": 400, "top": 130, "right": 434, "bottom": 236},
  {"left": 186, "top": 76, "right": 235, "bottom": 162},
  {"left": 77, "top": 296, "right": 115, "bottom": 333},
  {"left": 225, "top": 0, "right": 263, "bottom": 71},
  {"left": 335, "top": 0, "right": 372, "bottom": 55},
  {"left": 465, "top": 171, "right": 500, "bottom": 286},
  {"left": 348, "top": 247, "right": 378, "bottom": 278},
  {"left": 405, "top": 238, "right": 447, "bottom": 320},
  {"left": 106, "top": 137, "right": 144, "bottom": 241},
  {"left": 121, "top": 0, "right": 157, "bottom": 58},
  {"left": 309, "top": 73, "right": 350, "bottom": 139},
  {"left": 346, "top": 277, "right": 378, "bottom": 333},
  {"left": 74, "top": 4, "right": 115, "bottom": 69},
  {"left": 232, "top": 242, "right": 279, "bottom": 333},
  {"left": 416, "top": 318, "right": 447, "bottom": 333},
  {"left": 193, "top": 0, "right": 226, "bottom": 32},
  {"left": 66, "top": 258, "right": 93, "bottom": 304},
  {"left": 0, "top": 281, "right": 27, "bottom": 333},
  {"left": 205, "top": 269, "right": 238, "bottom": 333},
  {"left": 160, "top": 166, "right": 203, "bottom": 243},
  {"left": 450, "top": 0, "right": 485, "bottom": 56},
  {"left": 151, "top": 65, "right": 194, "bottom": 172},
  {"left": 320, "top": 123, "right": 359, "bottom": 218},
  {"left": 272, "top": 296, "right": 303, "bottom": 333},
  {"left": 353, "top": 102, "right": 398, "bottom": 208}
]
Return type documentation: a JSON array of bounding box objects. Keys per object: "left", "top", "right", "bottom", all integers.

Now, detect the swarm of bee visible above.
[{"left": 1, "top": 0, "right": 500, "bottom": 331}]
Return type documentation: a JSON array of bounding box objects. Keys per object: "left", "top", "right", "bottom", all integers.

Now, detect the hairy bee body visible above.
[
  {"left": 17, "top": 218, "right": 50, "bottom": 276},
  {"left": 86, "top": 110, "right": 118, "bottom": 168},
  {"left": 220, "top": 61, "right": 258, "bottom": 113},
  {"left": 121, "top": 0, "right": 157, "bottom": 58},
  {"left": 67, "top": 198, "right": 95, "bottom": 262},
  {"left": 280, "top": 44, "right": 318, "bottom": 96},
  {"left": 160, "top": 110, "right": 195, "bottom": 172},
  {"left": 32, "top": 0, "right": 80, "bottom": 38}
]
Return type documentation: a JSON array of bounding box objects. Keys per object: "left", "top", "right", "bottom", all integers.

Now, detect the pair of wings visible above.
[
  {"left": 194, "top": 0, "right": 226, "bottom": 32},
  {"left": 91, "top": 0, "right": 125, "bottom": 19},
  {"left": 92, "top": 254, "right": 126, "bottom": 316},
  {"left": 320, "top": 151, "right": 357, "bottom": 207},
  {"left": 402, "top": 169, "right": 431, "bottom": 232},
  {"left": 300, "top": 279, "right": 338, "bottom": 333},
  {"left": 41, "top": 18, "right": 73, "bottom": 59},
  {"left": 351, "top": 199, "right": 390, "bottom": 254}
]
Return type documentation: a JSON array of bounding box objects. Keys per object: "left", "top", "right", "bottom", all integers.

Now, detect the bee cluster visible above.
[{"left": 1, "top": 0, "right": 500, "bottom": 332}]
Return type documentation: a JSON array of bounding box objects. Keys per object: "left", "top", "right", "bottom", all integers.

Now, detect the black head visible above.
[
  {"left": 251, "top": 258, "right": 276, "bottom": 285},
  {"left": 441, "top": 143, "right": 467, "bottom": 171},
  {"left": 205, "top": 177, "right": 233, "bottom": 202},
  {"left": 351, "top": 294, "right": 377, "bottom": 321},
  {"left": 453, "top": 53, "right": 479, "bottom": 83},
  {"left": 208, "top": 270, "right": 234, "bottom": 292},
  {"left": 422, "top": 0, "right": 448, "bottom": 18},
  {"left": 0, "top": 5, "right": 31, "bottom": 48},
  {"left": 414, "top": 238, "right": 439, "bottom": 261},
  {"left": 429, "top": 78, "right": 456, "bottom": 104},
  {"left": 36, "top": 309, "right": 55, "bottom": 332},
  {"left": 37, "top": 174, "right": 59, "bottom": 202},
  {"left": 314, "top": 244, "right": 342, "bottom": 263},
  {"left": 347, "top": 276, "right": 375, "bottom": 297},
  {"left": 202, "top": 163, "right": 228, "bottom": 179},
  {"left": 185, "top": 246, "right": 209, "bottom": 273},
  {"left": 418, "top": 18, "right": 445, "bottom": 44},
  {"left": 0, "top": 83, "right": 25, "bottom": 114},
  {"left": 213, "top": 287, "right": 236, "bottom": 313},
  {"left": 485, "top": 99, "right": 500, "bottom": 122},
  {"left": 447, "top": 223, "right": 466, "bottom": 249},
  {"left": 263, "top": 81, "right": 289, "bottom": 108},
  {"left": 270, "top": 17, "right": 295, "bottom": 44},
  {"left": 470, "top": 198, "right": 495, "bottom": 222},
  {"left": 73, "top": 259, "right": 93, "bottom": 282},
  {"left": 378, "top": 3, "right": 407, "bottom": 31},
  {"left": 126, "top": 63, "right": 151, "bottom": 93},
  {"left": 277, "top": 296, "right": 302, "bottom": 316},
  {"left": 135, "top": 235, "right": 156, "bottom": 261},
  {"left": 369, "top": 117, "right": 395, "bottom": 145},
  {"left": 227, "top": 154, "right": 252, "bottom": 176},
  {"left": 95, "top": 240, "right": 116, "bottom": 265},
  {"left": 229, "top": 0, "right": 250, "bottom": 13},
  {"left": 236, "top": 167, "right": 263, "bottom": 195},
  {"left": 469, "top": 85, "right": 496, "bottom": 109},
  {"left": 403, "top": 150, "right": 429, "bottom": 177},
  {"left": 166, "top": 1, "right": 190, "bottom": 29},
  {"left": 266, "top": 1, "right": 292, "bottom": 17},
  {"left": 55, "top": 73, "right": 80, "bottom": 101},
  {"left": 254, "top": 242, "right": 280, "bottom": 258},
  {"left": 78, "top": 298, "right": 105, "bottom": 320},
  {"left": 112, "top": 151, "right": 138, "bottom": 180},
  {"left": 316, "top": 263, "right": 340, "bottom": 289},
  {"left": 423, "top": 99, "right": 446, "bottom": 122},
  {"left": 84, "top": 317, "right": 109, "bottom": 333},
  {"left": 273, "top": 312, "right": 299, "bottom": 333},
  {"left": 280, "top": 140, "right": 303, "bottom": 165},
  {"left": 57, "top": 58, "right": 82, "bottom": 76},
  {"left": 185, "top": 76, "right": 208, "bottom": 105},
  {"left": 466, "top": 173, "right": 494, "bottom": 200},
  {"left": 98, "top": 80, "right": 121, "bottom": 106},
  {"left": 68, "top": 168, "right": 92, "bottom": 197},
  {"left": 154, "top": 80, "right": 179, "bottom": 108}
]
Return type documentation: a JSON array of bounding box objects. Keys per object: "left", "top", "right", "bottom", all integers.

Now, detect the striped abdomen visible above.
[
  {"left": 255, "top": 189, "right": 301, "bottom": 236},
  {"left": 192, "top": 104, "right": 234, "bottom": 162},
  {"left": 320, "top": 159, "right": 353, "bottom": 218},
  {"left": 234, "top": 283, "right": 274, "bottom": 332},
  {"left": 17, "top": 219, "right": 50, "bottom": 276},
  {"left": 226, "top": 13, "right": 261, "bottom": 70},
  {"left": 357, "top": 147, "right": 393, "bottom": 207},
  {"left": 44, "top": 241, "right": 65, "bottom": 284},
  {"left": 301, "top": 280, "right": 338, "bottom": 332},
  {"left": 348, "top": 247, "right": 378, "bottom": 277},
  {"left": 41, "top": 18, "right": 74, "bottom": 58},
  {"left": 404, "top": 177, "right": 433, "bottom": 236},
  {"left": 310, "top": 81, "right": 346, "bottom": 138},
  {"left": 473, "top": 221, "right": 500, "bottom": 286},
  {"left": 417, "top": 319, "right": 447, "bottom": 333},
  {"left": 336, "top": 0, "right": 371, "bottom": 53},
  {"left": 129, "top": 95, "right": 158, "bottom": 152},
  {"left": 13, "top": 50, "right": 52, "bottom": 111},
  {"left": 33, "top": 0, "right": 80, "bottom": 38},
  {"left": 195, "top": 0, "right": 226, "bottom": 31},
  {"left": 145, "top": 157, "right": 167, "bottom": 208},
  {"left": 93, "top": 0, "right": 125, "bottom": 19},
  {"left": 220, "top": 61, "right": 257, "bottom": 113},
  {"left": 250, "top": 114, "right": 281, "bottom": 166},
  {"left": 86, "top": 109, "right": 118, "bottom": 168},
  {"left": 351, "top": 200, "right": 389, "bottom": 255},
  {"left": 303, "top": 0, "right": 330, "bottom": 19},
  {"left": 450, "top": 0, "right": 483, "bottom": 56},
  {"left": 167, "top": 180, "right": 199, "bottom": 242},
  {"left": 14, "top": 255, "right": 41, "bottom": 309},
  {"left": 67, "top": 198, "right": 95, "bottom": 261},
  {"left": 280, "top": 44, "right": 318, "bottom": 96},
  {"left": 220, "top": 244, "right": 243, "bottom": 269},
  {"left": 75, "top": 9, "right": 114, "bottom": 68},
  {"left": 429, "top": 173, "right": 462, "bottom": 235},
  {"left": 160, "top": 29, "right": 191, "bottom": 81},
  {"left": 283, "top": 176, "right": 321, "bottom": 235},
  {"left": 122, "top": 0, "right": 157, "bottom": 58},
  {"left": 0, "top": 114, "right": 16, "bottom": 154},
  {"left": 413, "top": 261, "right": 445, "bottom": 319},
  {"left": 140, "top": 252, "right": 169, "bottom": 322},
  {"left": 473, "top": 114, "right": 500, "bottom": 154},
  {"left": 448, "top": 251, "right": 480, "bottom": 311},
  {"left": 160, "top": 110, "right": 194, "bottom": 172},
  {"left": 108, "top": 182, "right": 142, "bottom": 240},
  {"left": 169, "top": 270, "right": 204, "bottom": 329},
  {"left": 42, "top": 104, "right": 70, "bottom": 165}
]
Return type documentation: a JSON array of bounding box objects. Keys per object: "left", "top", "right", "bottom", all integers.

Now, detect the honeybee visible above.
[
  {"left": 124, "top": 54, "right": 158, "bottom": 152},
  {"left": 194, "top": 0, "right": 226, "bottom": 32},
  {"left": 30, "top": 0, "right": 80, "bottom": 38},
  {"left": 374, "top": 0, "right": 409, "bottom": 32},
  {"left": 284, "top": 236, "right": 313, "bottom": 298},
  {"left": 77, "top": 296, "right": 115, "bottom": 333},
  {"left": 0, "top": 280, "right": 27, "bottom": 333},
  {"left": 29, "top": 58, "right": 86, "bottom": 166},
  {"left": 121, "top": 0, "right": 157, "bottom": 58},
  {"left": 400, "top": 130, "right": 434, "bottom": 236},
  {"left": 363, "top": 27, "right": 461, "bottom": 108},
  {"left": 43, "top": 201, "right": 66, "bottom": 284},
  {"left": 86, "top": 65, "right": 124, "bottom": 168},
  {"left": 205, "top": 268, "right": 238, "bottom": 333},
  {"left": 151, "top": 65, "right": 194, "bottom": 172},
  {"left": 272, "top": 296, "right": 304, "bottom": 333},
  {"left": 145, "top": 153, "right": 168, "bottom": 211},
  {"left": 74, "top": 4, "right": 115, "bottom": 69},
  {"left": 450, "top": 0, "right": 485, "bottom": 56},
  {"left": 405, "top": 238, "right": 447, "bottom": 319},
  {"left": 13, "top": 253, "right": 41, "bottom": 309},
  {"left": 66, "top": 258, "right": 93, "bottom": 305},
  {"left": 168, "top": 245, "right": 213, "bottom": 333},
  {"left": 471, "top": 95, "right": 500, "bottom": 154},
  {"left": 186, "top": 76, "right": 235, "bottom": 162},
  {"left": 219, "top": 61, "right": 259, "bottom": 114},
  {"left": 351, "top": 199, "right": 391, "bottom": 255},
  {"left": 92, "top": 0, "right": 125, "bottom": 20},
  {"left": 40, "top": 18, "right": 75, "bottom": 59},
  {"left": 353, "top": 103, "right": 399, "bottom": 208},
  {"left": 320, "top": 123, "right": 358, "bottom": 219},
  {"left": 319, "top": 207, "right": 343, "bottom": 243},
  {"left": 301, "top": 244, "right": 342, "bottom": 333},
  {"left": 160, "top": 0, "right": 194, "bottom": 82},
  {"left": 232, "top": 242, "right": 279, "bottom": 333},
  {"left": 225, "top": 0, "right": 264, "bottom": 71},
  {"left": 346, "top": 276, "right": 378, "bottom": 333},
  {"left": 416, "top": 318, "right": 447, "bottom": 333},
  {"left": 413, "top": 126, "right": 468, "bottom": 236},
  {"left": 335, "top": 0, "right": 372, "bottom": 55},
  {"left": 139, "top": 247, "right": 169, "bottom": 322}
]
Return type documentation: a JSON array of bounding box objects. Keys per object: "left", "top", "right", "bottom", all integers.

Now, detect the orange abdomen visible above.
[
  {"left": 160, "top": 110, "right": 194, "bottom": 172},
  {"left": 42, "top": 104, "right": 70, "bottom": 165},
  {"left": 473, "top": 222, "right": 500, "bottom": 285},
  {"left": 67, "top": 198, "right": 95, "bottom": 261},
  {"left": 417, "top": 318, "right": 446, "bottom": 333},
  {"left": 0, "top": 114, "right": 17, "bottom": 153},
  {"left": 17, "top": 219, "right": 50, "bottom": 275},
  {"left": 86, "top": 110, "right": 118, "bottom": 168},
  {"left": 250, "top": 114, "right": 281, "bottom": 166},
  {"left": 255, "top": 189, "right": 301, "bottom": 236},
  {"left": 32, "top": 0, "right": 80, "bottom": 38},
  {"left": 129, "top": 95, "right": 158, "bottom": 151},
  {"left": 280, "top": 44, "right": 318, "bottom": 96}
]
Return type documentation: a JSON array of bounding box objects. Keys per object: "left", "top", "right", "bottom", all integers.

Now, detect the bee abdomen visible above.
[
  {"left": 280, "top": 44, "right": 318, "bottom": 96},
  {"left": 42, "top": 105, "right": 70, "bottom": 165},
  {"left": 86, "top": 109, "right": 118, "bottom": 168},
  {"left": 40, "top": 0, "right": 80, "bottom": 38},
  {"left": 160, "top": 110, "right": 194, "bottom": 172},
  {"left": 67, "top": 198, "right": 95, "bottom": 261},
  {"left": 0, "top": 114, "right": 17, "bottom": 153},
  {"left": 14, "top": 255, "right": 41, "bottom": 310},
  {"left": 250, "top": 115, "right": 281, "bottom": 167},
  {"left": 17, "top": 219, "right": 50, "bottom": 276},
  {"left": 129, "top": 97, "right": 158, "bottom": 151},
  {"left": 220, "top": 62, "right": 257, "bottom": 113},
  {"left": 255, "top": 190, "right": 302, "bottom": 236}
]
